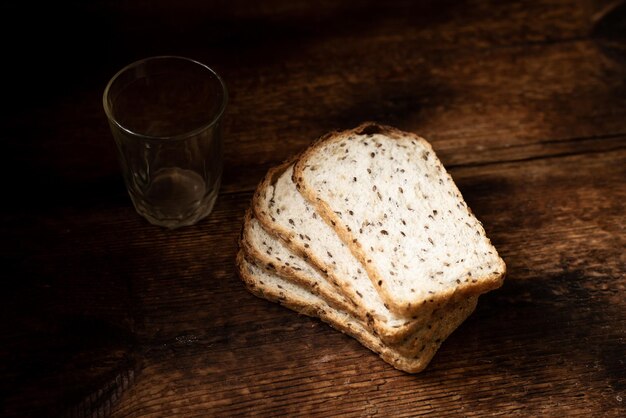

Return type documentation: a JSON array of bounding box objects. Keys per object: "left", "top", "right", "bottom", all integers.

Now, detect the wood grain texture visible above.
[{"left": 0, "top": 0, "right": 625, "bottom": 417}]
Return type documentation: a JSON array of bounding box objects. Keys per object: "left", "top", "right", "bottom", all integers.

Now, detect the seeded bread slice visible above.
[
  {"left": 236, "top": 250, "right": 476, "bottom": 373},
  {"left": 253, "top": 162, "right": 437, "bottom": 344},
  {"left": 294, "top": 122, "right": 506, "bottom": 316}
]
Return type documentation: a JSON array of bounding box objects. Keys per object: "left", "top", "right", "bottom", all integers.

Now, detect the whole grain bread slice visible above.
[
  {"left": 294, "top": 122, "right": 506, "bottom": 316},
  {"left": 236, "top": 250, "right": 475, "bottom": 373},
  {"left": 252, "top": 162, "right": 438, "bottom": 344}
]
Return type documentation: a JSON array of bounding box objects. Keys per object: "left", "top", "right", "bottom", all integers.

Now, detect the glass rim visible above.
[{"left": 103, "top": 55, "right": 228, "bottom": 142}]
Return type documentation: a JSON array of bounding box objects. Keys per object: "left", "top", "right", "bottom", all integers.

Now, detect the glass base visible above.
[{"left": 129, "top": 169, "right": 221, "bottom": 229}]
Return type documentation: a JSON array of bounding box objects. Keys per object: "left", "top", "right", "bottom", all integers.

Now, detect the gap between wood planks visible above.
[{"left": 220, "top": 132, "right": 626, "bottom": 196}]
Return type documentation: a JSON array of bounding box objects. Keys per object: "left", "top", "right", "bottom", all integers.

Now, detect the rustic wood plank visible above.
[{"left": 223, "top": 39, "right": 626, "bottom": 168}]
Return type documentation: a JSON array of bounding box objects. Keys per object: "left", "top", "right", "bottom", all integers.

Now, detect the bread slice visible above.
[
  {"left": 294, "top": 122, "right": 506, "bottom": 315},
  {"left": 253, "top": 162, "right": 439, "bottom": 344},
  {"left": 236, "top": 250, "right": 477, "bottom": 373},
  {"left": 240, "top": 207, "right": 478, "bottom": 356},
  {"left": 240, "top": 208, "right": 359, "bottom": 318}
]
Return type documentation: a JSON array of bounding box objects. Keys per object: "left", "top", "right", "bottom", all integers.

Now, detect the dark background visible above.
[{"left": 1, "top": 1, "right": 625, "bottom": 416}]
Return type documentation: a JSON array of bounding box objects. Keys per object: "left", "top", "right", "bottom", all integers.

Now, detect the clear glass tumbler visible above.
[{"left": 103, "top": 56, "right": 227, "bottom": 228}]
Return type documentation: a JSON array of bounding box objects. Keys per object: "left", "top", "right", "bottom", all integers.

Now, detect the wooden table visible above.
[{"left": 2, "top": 1, "right": 625, "bottom": 416}]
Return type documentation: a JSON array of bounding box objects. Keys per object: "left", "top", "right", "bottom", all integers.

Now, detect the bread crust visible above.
[{"left": 293, "top": 122, "right": 506, "bottom": 316}]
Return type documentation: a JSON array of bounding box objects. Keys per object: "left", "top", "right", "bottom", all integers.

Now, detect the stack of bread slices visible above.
[{"left": 236, "top": 122, "right": 506, "bottom": 373}]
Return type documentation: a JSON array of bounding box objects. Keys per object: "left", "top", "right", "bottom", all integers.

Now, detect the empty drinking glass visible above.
[{"left": 103, "top": 56, "right": 227, "bottom": 228}]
